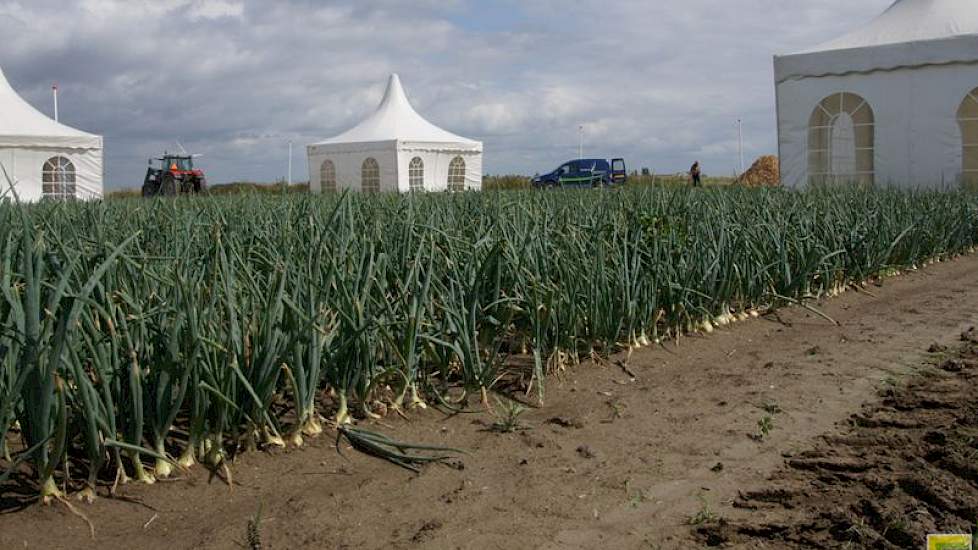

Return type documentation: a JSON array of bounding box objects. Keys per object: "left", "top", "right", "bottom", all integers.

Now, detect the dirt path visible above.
[
  {"left": 2, "top": 256, "right": 978, "bottom": 550},
  {"left": 696, "top": 333, "right": 978, "bottom": 549}
]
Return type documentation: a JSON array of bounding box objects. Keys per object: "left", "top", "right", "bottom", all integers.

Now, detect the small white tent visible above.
[
  {"left": 774, "top": 0, "right": 978, "bottom": 188},
  {"left": 307, "top": 74, "right": 483, "bottom": 194},
  {"left": 0, "top": 68, "right": 103, "bottom": 201}
]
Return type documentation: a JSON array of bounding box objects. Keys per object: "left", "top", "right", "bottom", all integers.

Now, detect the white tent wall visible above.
[
  {"left": 307, "top": 142, "right": 398, "bottom": 193},
  {"left": 0, "top": 146, "right": 103, "bottom": 201},
  {"left": 395, "top": 147, "right": 482, "bottom": 192},
  {"left": 777, "top": 63, "right": 978, "bottom": 188}
]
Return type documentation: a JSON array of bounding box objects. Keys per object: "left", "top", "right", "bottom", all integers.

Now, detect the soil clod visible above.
[
  {"left": 546, "top": 416, "right": 585, "bottom": 429},
  {"left": 700, "top": 339, "right": 978, "bottom": 548},
  {"left": 576, "top": 445, "right": 596, "bottom": 459}
]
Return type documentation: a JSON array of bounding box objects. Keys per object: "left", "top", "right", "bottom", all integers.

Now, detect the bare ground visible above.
[
  {"left": 695, "top": 332, "right": 978, "bottom": 549},
  {"left": 2, "top": 256, "right": 978, "bottom": 550}
]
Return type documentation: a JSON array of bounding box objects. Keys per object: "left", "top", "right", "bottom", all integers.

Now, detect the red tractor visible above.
[{"left": 142, "top": 154, "right": 207, "bottom": 197}]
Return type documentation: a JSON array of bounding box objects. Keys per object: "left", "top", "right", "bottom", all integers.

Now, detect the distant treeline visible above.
[
  {"left": 104, "top": 173, "right": 737, "bottom": 199},
  {"left": 106, "top": 181, "right": 310, "bottom": 199},
  {"left": 482, "top": 173, "right": 736, "bottom": 189},
  {"left": 626, "top": 172, "right": 736, "bottom": 187},
  {"left": 483, "top": 175, "right": 532, "bottom": 190},
  {"left": 107, "top": 178, "right": 531, "bottom": 197}
]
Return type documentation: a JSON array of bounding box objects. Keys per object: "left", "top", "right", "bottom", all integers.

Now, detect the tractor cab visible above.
[
  {"left": 142, "top": 152, "right": 208, "bottom": 197},
  {"left": 162, "top": 155, "right": 196, "bottom": 173}
]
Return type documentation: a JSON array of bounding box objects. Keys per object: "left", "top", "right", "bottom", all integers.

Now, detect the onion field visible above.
[{"left": 1, "top": 187, "right": 977, "bottom": 501}]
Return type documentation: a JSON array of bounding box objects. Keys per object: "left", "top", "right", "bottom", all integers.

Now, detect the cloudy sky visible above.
[{"left": 0, "top": 0, "right": 893, "bottom": 188}]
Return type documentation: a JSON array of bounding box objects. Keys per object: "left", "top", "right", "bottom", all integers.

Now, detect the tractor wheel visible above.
[
  {"left": 142, "top": 169, "right": 161, "bottom": 197},
  {"left": 194, "top": 177, "right": 207, "bottom": 194},
  {"left": 161, "top": 174, "right": 177, "bottom": 196}
]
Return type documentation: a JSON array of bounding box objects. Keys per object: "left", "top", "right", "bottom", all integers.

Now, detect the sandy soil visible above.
[
  {"left": 696, "top": 332, "right": 978, "bottom": 549},
  {"left": 2, "top": 255, "right": 978, "bottom": 550}
]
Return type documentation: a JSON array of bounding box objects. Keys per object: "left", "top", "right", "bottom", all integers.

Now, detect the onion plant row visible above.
[{"left": 0, "top": 186, "right": 976, "bottom": 500}]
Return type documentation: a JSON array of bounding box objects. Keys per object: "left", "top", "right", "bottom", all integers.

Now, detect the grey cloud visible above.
[{"left": 0, "top": 0, "right": 892, "bottom": 187}]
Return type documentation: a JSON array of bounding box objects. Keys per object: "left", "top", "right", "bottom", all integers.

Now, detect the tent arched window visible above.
[
  {"left": 808, "top": 92, "right": 874, "bottom": 186},
  {"left": 42, "top": 156, "right": 76, "bottom": 199},
  {"left": 320, "top": 160, "right": 336, "bottom": 192},
  {"left": 447, "top": 156, "right": 466, "bottom": 192},
  {"left": 408, "top": 157, "right": 424, "bottom": 192},
  {"left": 362, "top": 158, "right": 380, "bottom": 193},
  {"left": 958, "top": 87, "right": 978, "bottom": 188}
]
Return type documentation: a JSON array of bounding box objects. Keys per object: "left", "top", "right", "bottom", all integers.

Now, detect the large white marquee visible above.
[
  {"left": 775, "top": 0, "right": 978, "bottom": 188},
  {"left": 307, "top": 74, "right": 483, "bottom": 194}
]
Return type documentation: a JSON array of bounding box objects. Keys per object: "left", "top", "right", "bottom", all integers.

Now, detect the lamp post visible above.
[
  {"left": 288, "top": 140, "right": 293, "bottom": 187},
  {"left": 737, "top": 118, "right": 744, "bottom": 175},
  {"left": 578, "top": 125, "right": 584, "bottom": 160}
]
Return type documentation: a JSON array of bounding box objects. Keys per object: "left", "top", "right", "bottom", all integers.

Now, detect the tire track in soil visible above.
[{"left": 697, "top": 330, "right": 978, "bottom": 549}]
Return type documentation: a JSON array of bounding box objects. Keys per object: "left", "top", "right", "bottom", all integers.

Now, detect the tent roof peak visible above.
[
  {"left": 311, "top": 74, "right": 480, "bottom": 147},
  {"left": 795, "top": 0, "right": 978, "bottom": 55}
]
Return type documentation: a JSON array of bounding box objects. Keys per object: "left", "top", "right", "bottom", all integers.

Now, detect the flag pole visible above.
[{"left": 52, "top": 83, "right": 59, "bottom": 122}]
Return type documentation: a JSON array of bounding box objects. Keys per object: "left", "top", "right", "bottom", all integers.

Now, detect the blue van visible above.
[{"left": 532, "top": 158, "right": 627, "bottom": 188}]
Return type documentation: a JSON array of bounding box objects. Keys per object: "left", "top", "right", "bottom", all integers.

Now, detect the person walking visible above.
[{"left": 690, "top": 161, "right": 702, "bottom": 187}]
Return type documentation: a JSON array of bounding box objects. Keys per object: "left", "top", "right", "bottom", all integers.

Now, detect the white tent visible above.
[
  {"left": 307, "top": 74, "right": 483, "bottom": 194},
  {"left": 774, "top": 0, "right": 978, "bottom": 188},
  {"left": 0, "top": 68, "right": 103, "bottom": 201}
]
